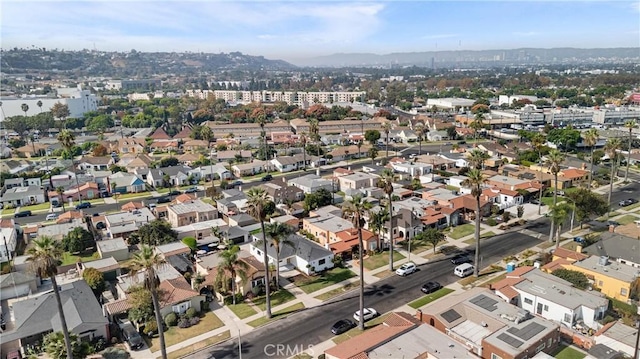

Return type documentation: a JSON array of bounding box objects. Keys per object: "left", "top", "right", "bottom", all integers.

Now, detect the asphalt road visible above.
[{"left": 186, "top": 229, "right": 546, "bottom": 359}]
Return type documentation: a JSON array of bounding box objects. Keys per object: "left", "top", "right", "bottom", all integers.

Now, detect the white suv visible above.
[{"left": 395, "top": 262, "right": 417, "bottom": 276}]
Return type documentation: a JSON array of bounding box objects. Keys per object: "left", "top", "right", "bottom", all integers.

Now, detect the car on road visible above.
[
  {"left": 607, "top": 220, "right": 620, "bottom": 227},
  {"left": 421, "top": 281, "right": 442, "bottom": 294},
  {"left": 14, "top": 211, "right": 32, "bottom": 218},
  {"left": 261, "top": 174, "right": 273, "bottom": 182},
  {"left": 353, "top": 308, "right": 378, "bottom": 322},
  {"left": 530, "top": 199, "right": 541, "bottom": 205},
  {"left": 451, "top": 254, "right": 471, "bottom": 265},
  {"left": 75, "top": 202, "right": 92, "bottom": 210},
  {"left": 618, "top": 198, "right": 638, "bottom": 207},
  {"left": 573, "top": 236, "right": 585, "bottom": 244},
  {"left": 184, "top": 187, "right": 198, "bottom": 194},
  {"left": 330, "top": 319, "right": 355, "bottom": 335},
  {"left": 168, "top": 190, "right": 182, "bottom": 196},
  {"left": 120, "top": 321, "right": 144, "bottom": 350},
  {"left": 157, "top": 197, "right": 171, "bottom": 204},
  {"left": 395, "top": 262, "right": 417, "bottom": 276},
  {"left": 45, "top": 213, "right": 59, "bottom": 221},
  {"left": 229, "top": 180, "right": 243, "bottom": 188}
]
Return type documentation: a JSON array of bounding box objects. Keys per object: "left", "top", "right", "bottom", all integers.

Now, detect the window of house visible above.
[
  {"left": 252, "top": 278, "right": 265, "bottom": 287},
  {"left": 491, "top": 354, "right": 503, "bottom": 359},
  {"left": 536, "top": 343, "right": 546, "bottom": 353},
  {"left": 563, "top": 313, "right": 571, "bottom": 323},
  {"left": 319, "top": 259, "right": 326, "bottom": 265},
  {"left": 543, "top": 305, "right": 549, "bottom": 311},
  {"left": 621, "top": 288, "right": 628, "bottom": 296},
  {"left": 598, "top": 280, "right": 603, "bottom": 287},
  {"left": 524, "top": 298, "right": 533, "bottom": 305},
  {"left": 172, "top": 301, "right": 191, "bottom": 314}
]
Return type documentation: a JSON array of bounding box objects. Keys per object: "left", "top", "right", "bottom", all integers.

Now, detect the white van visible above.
[{"left": 454, "top": 263, "right": 474, "bottom": 278}]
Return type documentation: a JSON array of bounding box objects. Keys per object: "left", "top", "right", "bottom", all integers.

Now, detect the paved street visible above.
[{"left": 186, "top": 230, "right": 545, "bottom": 359}]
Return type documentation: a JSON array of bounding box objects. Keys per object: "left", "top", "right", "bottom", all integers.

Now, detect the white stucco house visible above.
[{"left": 249, "top": 234, "right": 334, "bottom": 275}]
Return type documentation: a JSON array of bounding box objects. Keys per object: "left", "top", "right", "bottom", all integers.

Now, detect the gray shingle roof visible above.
[{"left": 254, "top": 234, "right": 332, "bottom": 262}]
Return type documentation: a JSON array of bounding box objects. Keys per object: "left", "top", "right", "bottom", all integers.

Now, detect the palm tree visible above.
[
  {"left": 583, "top": 128, "right": 599, "bottom": 189},
  {"left": 467, "top": 149, "right": 490, "bottom": 170},
  {"left": 378, "top": 168, "right": 396, "bottom": 271},
  {"left": 549, "top": 203, "right": 571, "bottom": 250},
  {"left": 604, "top": 138, "right": 622, "bottom": 218},
  {"left": 27, "top": 237, "right": 73, "bottom": 359},
  {"left": 545, "top": 149, "right": 565, "bottom": 242},
  {"left": 263, "top": 222, "right": 295, "bottom": 288},
  {"left": 531, "top": 133, "right": 546, "bottom": 215},
  {"left": 246, "top": 187, "right": 274, "bottom": 318},
  {"left": 21, "top": 103, "right": 29, "bottom": 117},
  {"left": 58, "top": 129, "right": 81, "bottom": 201},
  {"left": 37, "top": 100, "right": 43, "bottom": 113},
  {"left": 415, "top": 122, "right": 424, "bottom": 156},
  {"left": 382, "top": 122, "right": 392, "bottom": 159},
  {"left": 342, "top": 194, "right": 373, "bottom": 331},
  {"left": 128, "top": 246, "right": 168, "bottom": 359},
  {"left": 462, "top": 169, "right": 487, "bottom": 277},
  {"left": 300, "top": 132, "right": 308, "bottom": 171},
  {"left": 56, "top": 187, "right": 66, "bottom": 212},
  {"left": 469, "top": 113, "right": 485, "bottom": 143},
  {"left": 623, "top": 119, "right": 637, "bottom": 183},
  {"left": 368, "top": 208, "right": 389, "bottom": 251},
  {"left": 217, "top": 243, "right": 248, "bottom": 305},
  {"left": 309, "top": 118, "right": 321, "bottom": 158}
]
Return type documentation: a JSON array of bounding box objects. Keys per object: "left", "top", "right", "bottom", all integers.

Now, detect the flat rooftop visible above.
[{"left": 367, "top": 324, "right": 469, "bottom": 359}]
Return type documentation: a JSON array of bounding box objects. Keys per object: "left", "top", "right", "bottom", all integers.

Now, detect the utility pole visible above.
[{"left": 634, "top": 319, "right": 640, "bottom": 359}]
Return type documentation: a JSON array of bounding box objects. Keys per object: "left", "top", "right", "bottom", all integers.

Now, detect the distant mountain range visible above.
[{"left": 295, "top": 47, "right": 640, "bottom": 67}]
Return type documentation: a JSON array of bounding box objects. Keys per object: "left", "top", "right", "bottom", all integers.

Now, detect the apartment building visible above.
[{"left": 166, "top": 199, "right": 218, "bottom": 227}]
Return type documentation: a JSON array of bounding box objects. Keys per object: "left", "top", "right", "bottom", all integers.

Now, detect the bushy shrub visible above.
[
  {"left": 185, "top": 308, "right": 198, "bottom": 319},
  {"left": 177, "top": 318, "right": 191, "bottom": 328},
  {"left": 487, "top": 218, "right": 497, "bottom": 226},
  {"left": 143, "top": 320, "right": 158, "bottom": 336},
  {"left": 189, "top": 317, "right": 201, "bottom": 326},
  {"left": 164, "top": 312, "right": 178, "bottom": 327},
  {"left": 102, "top": 347, "right": 131, "bottom": 359}
]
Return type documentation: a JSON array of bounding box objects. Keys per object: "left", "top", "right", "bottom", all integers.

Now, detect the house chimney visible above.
[
  {"left": 416, "top": 309, "right": 423, "bottom": 322},
  {"left": 576, "top": 245, "right": 583, "bottom": 253}
]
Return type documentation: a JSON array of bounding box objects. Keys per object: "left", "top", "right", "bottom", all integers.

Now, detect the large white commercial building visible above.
[
  {"left": 186, "top": 89, "right": 366, "bottom": 107},
  {"left": 0, "top": 87, "right": 97, "bottom": 121},
  {"left": 425, "top": 97, "right": 475, "bottom": 110}
]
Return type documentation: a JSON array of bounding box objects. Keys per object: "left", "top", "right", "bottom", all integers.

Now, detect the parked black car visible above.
[
  {"left": 261, "top": 174, "right": 273, "bottom": 182},
  {"left": 120, "top": 321, "right": 144, "bottom": 350},
  {"left": 157, "top": 197, "right": 171, "bottom": 204},
  {"left": 421, "top": 281, "right": 442, "bottom": 294},
  {"left": 184, "top": 187, "right": 198, "bottom": 194},
  {"left": 75, "top": 202, "right": 92, "bottom": 210},
  {"left": 451, "top": 255, "right": 471, "bottom": 265},
  {"left": 331, "top": 319, "right": 355, "bottom": 335},
  {"left": 168, "top": 190, "right": 182, "bottom": 196},
  {"left": 14, "top": 210, "right": 32, "bottom": 218}
]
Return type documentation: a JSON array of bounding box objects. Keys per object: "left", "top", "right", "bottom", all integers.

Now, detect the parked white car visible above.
[
  {"left": 45, "top": 213, "right": 59, "bottom": 221},
  {"left": 395, "top": 262, "right": 417, "bottom": 276},
  {"left": 353, "top": 308, "right": 378, "bottom": 322}
]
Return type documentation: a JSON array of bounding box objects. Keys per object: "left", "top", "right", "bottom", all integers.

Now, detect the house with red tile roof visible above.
[
  {"left": 332, "top": 228, "right": 379, "bottom": 255},
  {"left": 449, "top": 194, "right": 492, "bottom": 220},
  {"left": 174, "top": 125, "right": 193, "bottom": 140},
  {"left": 482, "top": 187, "right": 524, "bottom": 210},
  {"left": 150, "top": 127, "right": 171, "bottom": 140}
]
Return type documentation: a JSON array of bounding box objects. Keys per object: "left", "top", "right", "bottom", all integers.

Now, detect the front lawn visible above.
[
  {"left": 408, "top": 288, "right": 454, "bottom": 309},
  {"left": 227, "top": 302, "right": 257, "bottom": 319},
  {"left": 616, "top": 214, "right": 640, "bottom": 225},
  {"left": 552, "top": 344, "right": 586, "bottom": 359},
  {"left": 1, "top": 207, "right": 16, "bottom": 216},
  {"left": 363, "top": 251, "right": 405, "bottom": 271},
  {"left": 118, "top": 192, "right": 153, "bottom": 200},
  {"left": 463, "top": 231, "right": 496, "bottom": 244},
  {"left": 247, "top": 302, "right": 305, "bottom": 328},
  {"left": 148, "top": 311, "right": 224, "bottom": 352},
  {"left": 60, "top": 251, "right": 100, "bottom": 266},
  {"left": 252, "top": 289, "right": 295, "bottom": 311},
  {"left": 448, "top": 223, "right": 475, "bottom": 239},
  {"left": 19, "top": 202, "right": 51, "bottom": 211},
  {"left": 293, "top": 267, "right": 356, "bottom": 294},
  {"left": 314, "top": 282, "right": 358, "bottom": 301}
]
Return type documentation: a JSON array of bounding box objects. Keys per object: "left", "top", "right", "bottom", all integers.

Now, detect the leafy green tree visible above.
[
  {"left": 127, "top": 286, "right": 154, "bottom": 324},
  {"left": 422, "top": 228, "right": 445, "bottom": 254},
  {"left": 43, "top": 331, "right": 92, "bottom": 359},
  {"left": 567, "top": 188, "right": 608, "bottom": 228},
  {"left": 51, "top": 102, "right": 70, "bottom": 121},
  {"left": 303, "top": 188, "right": 333, "bottom": 211},
  {"left": 159, "top": 157, "right": 179, "bottom": 167},
  {"left": 181, "top": 237, "right": 197, "bottom": 250},
  {"left": 61, "top": 227, "right": 94, "bottom": 253},
  {"left": 27, "top": 237, "right": 73, "bottom": 359},
  {"left": 368, "top": 147, "right": 378, "bottom": 164},
  {"left": 131, "top": 219, "right": 178, "bottom": 246},
  {"left": 552, "top": 269, "right": 589, "bottom": 289},
  {"left": 128, "top": 246, "right": 168, "bottom": 359},
  {"left": 342, "top": 194, "right": 373, "bottom": 331},
  {"left": 82, "top": 267, "right": 105, "bottom": 295},
  {"left": 364, "top": 130, "right": 381, "bottom": 145}
]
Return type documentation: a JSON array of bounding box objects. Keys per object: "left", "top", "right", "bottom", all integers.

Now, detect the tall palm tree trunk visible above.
[
  {"left": 260, "top": 220, "right": 272, "bottom": 318},
  {"left": 357, "top": 222, "right": 365, "bottom": 331},
  {"left": 150, "top": 287, "right": 168, "bottom": 359},
  {"left": 302, "top": 145, "right": 306, "bottom": 171},
  {"left": 474, "top": 196, "right": 481, "bottom": 277},
  {"left": 607, "top": 156, "right": 616, "bottom": 219},
  {"left": 625, "top": 129, "right": 632, "bottom": 183},
  {"left": 51, "top": 276, "right": 74, "bottom": 359},
  {"left": 274, "top": 244, "right": 281, "bottom": 289},
  {"left": 387, "top": 195, "right": 394, "bottom": 271},
  {"left": 418, "top": 137, "right": 422, "bottom": 156},
  {"left": 231, "top": 268, "right": 237, "bottom": 305},
  {"left": 537, "top": 150, "right": 543, "bottom": 215},
  {"left": 549, "top": 174, "right": 558, "bottom": 242},
  {"left": 588, "top": 146, "right": 595, "bottom": 189},
  {"left": 387, "top": 132, "right": 390, "bottom": 159}
]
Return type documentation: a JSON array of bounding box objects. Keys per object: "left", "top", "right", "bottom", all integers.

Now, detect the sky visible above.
[{"left": 1, "top": 0, "right": 639, "bottom": 64}]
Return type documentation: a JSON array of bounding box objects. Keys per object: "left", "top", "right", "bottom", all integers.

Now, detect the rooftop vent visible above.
[{"left": 598, "top": 256, "right": 609, "bottom": 266}]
